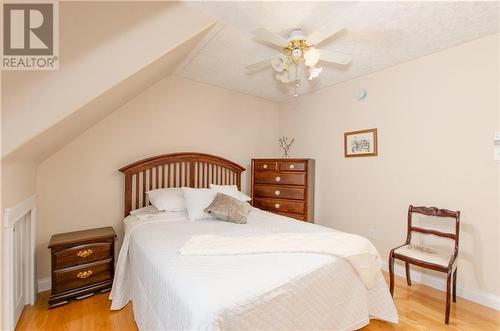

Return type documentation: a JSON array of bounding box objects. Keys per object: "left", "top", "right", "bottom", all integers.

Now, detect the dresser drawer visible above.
[
  {"left": 54, "top": 242, "right": 112, "bottom": 269},
  {"left": 278, "top": 161, "right": 306, "bottom": 172},
  {"left": 253, "top": 198, "right": 305, "bottom": 214},
  {"left": 53, "top": 259, "right": 112, "bottom": 294},
  {"left": 274, "top": 211, "right": 307, "bottom": 221},
  {"left": 254, "top": 161, "right": 277, "bottom": 171},
  {"left": 254, "top": 172, "right": 306, "bottom": 186},
  {"left": 253, "top": 185, "right": 305, "bottom": 200}
]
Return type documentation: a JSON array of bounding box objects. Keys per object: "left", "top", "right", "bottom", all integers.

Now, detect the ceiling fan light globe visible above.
[
  {"left": 271, "top": 54, "right": 288, "bottom": 72},
  {"left": 304, "top": 47, "right": 320, "bottom": 67},
  {"left": 308, "top": 66, "right": 323, "bottom": 80}
]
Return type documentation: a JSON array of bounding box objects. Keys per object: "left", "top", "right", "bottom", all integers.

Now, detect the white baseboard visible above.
[
  {"left": 383, "top": 264, "right": 500, "bottom": 311},
  {"left": 37, "top": 277, "right": 51, "bottom": 293}
]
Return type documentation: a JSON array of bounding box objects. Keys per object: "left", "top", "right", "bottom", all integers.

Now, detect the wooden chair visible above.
[{"left": 389, "top": 205, "right": 460, "bottom": 324}]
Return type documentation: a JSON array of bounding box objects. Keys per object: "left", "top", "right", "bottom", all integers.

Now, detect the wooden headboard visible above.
[{"left": 119, "top": 152, "right": 245, "bottom": 216}]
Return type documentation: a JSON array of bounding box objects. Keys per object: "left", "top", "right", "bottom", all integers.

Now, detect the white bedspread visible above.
[
  {"left": 110, "top": 209, "right": 398, "bottom": 330},
  {"left": 179, "top": 232, "right": 382, "bottom": 289}
]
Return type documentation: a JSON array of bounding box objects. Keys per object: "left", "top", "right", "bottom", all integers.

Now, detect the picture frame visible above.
[{"left": 344, "top": 128, "right": 378, "bottom": 157}]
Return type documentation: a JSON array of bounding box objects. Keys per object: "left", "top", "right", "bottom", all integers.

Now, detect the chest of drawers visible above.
[
  {"left": 48, "top": 227, "right": 116, "bottom": 308},
  {"left": 251, "top": 158, "right": 315, "bottom": 222}
]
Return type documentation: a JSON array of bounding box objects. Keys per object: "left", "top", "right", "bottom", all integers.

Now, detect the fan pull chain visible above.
[{"left": 294, "top": 82, "right": 300, "bottom": 97}]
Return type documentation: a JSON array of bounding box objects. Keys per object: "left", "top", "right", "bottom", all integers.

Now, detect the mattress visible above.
[{"left": 110, "top": 208, "right": 398, "bottom": 330}]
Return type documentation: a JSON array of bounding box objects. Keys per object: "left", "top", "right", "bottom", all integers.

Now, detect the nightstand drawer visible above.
[
  {"left": 54, "top": 242, "right": 112, "bottom": 269},
  {"left": 53, "top": 259, "right": 112, "bottom": 294}
]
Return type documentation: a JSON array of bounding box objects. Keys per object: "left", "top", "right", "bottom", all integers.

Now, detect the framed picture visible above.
[{"left": 344, "top": 128, "right": 378, "bottom": 157}]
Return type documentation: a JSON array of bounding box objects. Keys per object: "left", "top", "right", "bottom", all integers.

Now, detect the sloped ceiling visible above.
[
  {"left": 3, "top": 29, "right": 212, "bottom": 164},
  {"left": 177, "top": 1, "right": 499, "bottom": 101},
  {"left": 2, "top": 1, "right": 215, "bottom": 160}
]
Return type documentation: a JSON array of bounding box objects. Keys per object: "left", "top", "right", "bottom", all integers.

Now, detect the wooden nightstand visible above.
[{"left": 48, "top": 226, "right": 116, "bottom": 308}]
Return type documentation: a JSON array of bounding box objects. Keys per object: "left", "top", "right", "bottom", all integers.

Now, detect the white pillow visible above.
[
  {"left": 182, "top": 187, "right": 217, "bottom": 221},
  {"left": 130, "top": 205, "right": 158, "bottom": 215},
  {"left": 209, "top": 184, "right": 251, "bottom": 202},
  {"left": 146, "top": 188, "right": 186, "bottom": 212}
]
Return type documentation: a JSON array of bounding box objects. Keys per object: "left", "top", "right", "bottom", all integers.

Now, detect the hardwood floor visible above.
[
  {"left": 16, "top": 290, "right": 138, "bottom": 331},
  {"left": 16, "top": 274, "right": 500, "bottom": 331}
]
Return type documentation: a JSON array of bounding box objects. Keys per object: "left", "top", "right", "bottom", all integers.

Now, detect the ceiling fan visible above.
[{"left": 246, "top": 25, "right": 352, "bottom": 96}]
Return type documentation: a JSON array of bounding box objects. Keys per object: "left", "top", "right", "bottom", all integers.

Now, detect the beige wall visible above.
[
  {"left": 1, "top": 2, "right": 214, "bottom": 158},
  {"left": 35, "top": 76, "right": 279, "bottom": 279},
  {"left": 1, "top": 161, "right": 37, "bottom": 208},
  {"left": 279, "top": 34, "right": 500, "bottom": 297}
]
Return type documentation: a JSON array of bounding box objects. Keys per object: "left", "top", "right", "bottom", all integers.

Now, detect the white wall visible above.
[
  {"left": 35, "top": 76, "right": 279, "bottom": 279},
  {"left": 279, "top": 34, "right": 500, "bottom": 301}
]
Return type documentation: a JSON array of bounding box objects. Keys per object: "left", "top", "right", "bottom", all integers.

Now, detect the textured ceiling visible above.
[{"left": 177, "top": 1, "right": 499, "bottom": 101}]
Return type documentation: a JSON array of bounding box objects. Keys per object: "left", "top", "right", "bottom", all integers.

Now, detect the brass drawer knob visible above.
[
  {"left": 275, "top": 176, "right": 281, "bottom": 182},
  {"left": 263, "top": 164, "right": 268, "bottom": 169},
  {"left": 77, "top": 249, "right": 93, "bottom": 258},
  {"left": 289, "top": 164, "right": 295, "bottom": 169},
  {"left": 275, "top": 203, "right": 280, "bottom": 209},
  {"left": 275, "top": 190, "right": 281, "bottom": 196},
  {"left": 76, "top": 270, "right": 93, "bottom": 279}
]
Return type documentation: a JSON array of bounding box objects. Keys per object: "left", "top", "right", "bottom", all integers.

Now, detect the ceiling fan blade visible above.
[
  {"left": 319, "top": 50, "right": 352, "bottom": 65},
  {"left": 246, "top": 57, "right": 274, "bottom": 72},
  {"left": 252, "top": 28, "right": 290, "bottom": 48},
  {"left": 307, "top": 25, "right": 345, "bottom": 46}
]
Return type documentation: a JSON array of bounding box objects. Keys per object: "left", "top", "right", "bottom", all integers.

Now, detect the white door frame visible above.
[{"left": 2, "top": 194, "right": 37, "bottom": 331}]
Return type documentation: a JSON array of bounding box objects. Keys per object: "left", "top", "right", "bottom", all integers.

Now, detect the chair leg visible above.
[
  {"left": 453, "top": 268, "right": 457, "bottom": 303},
  {"left": 445, "top": 270, "right": 452, "bottom": 324},
  {"left": 389, "top": 251, "right": 395, "bottom": 297},
  {"left": 405, "top": 262, "right": 411, "bottom": 286}
]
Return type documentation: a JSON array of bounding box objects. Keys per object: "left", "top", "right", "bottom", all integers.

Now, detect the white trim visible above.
[
  {"left": 3, "top": 195, "right": 36, "bottom": 228},
  {"left": 2, "top": 194, "right": 37, "bottom": 331},
  {"left": 37, "top": 277, "right": 52, "bottom": 293},
  {"left": 383, "top": 263, "right": 500, "bottom": 311}
]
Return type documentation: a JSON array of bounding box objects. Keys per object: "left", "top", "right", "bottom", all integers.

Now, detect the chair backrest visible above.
[{"left": 406, "top": 205, "right": 460, "bottom": 255}]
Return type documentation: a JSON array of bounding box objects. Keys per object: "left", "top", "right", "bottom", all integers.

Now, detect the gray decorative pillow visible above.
[{"left": 204, "top": 193, "right": 251, "bottom": 224}]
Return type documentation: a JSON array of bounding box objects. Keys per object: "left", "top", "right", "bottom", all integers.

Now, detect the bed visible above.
[{"left": 110, "top": 152, "right": 398, "bottom": 330}]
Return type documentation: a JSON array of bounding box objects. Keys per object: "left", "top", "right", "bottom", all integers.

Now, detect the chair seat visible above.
[{"left": 394, "top": 244, "right": 453, "bottom": 267}]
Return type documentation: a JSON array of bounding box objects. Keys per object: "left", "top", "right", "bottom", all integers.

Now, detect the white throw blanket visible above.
[{"left": 179, "top": 232, "right": 382, "bottom": 289}]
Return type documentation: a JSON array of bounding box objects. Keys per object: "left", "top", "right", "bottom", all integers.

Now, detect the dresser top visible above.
[
  {"left": 48, "top": 226, "right": 116, "bottom": 248},
  {"left": 252, "top": 158, "right": 314, "bottom": 161}
]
